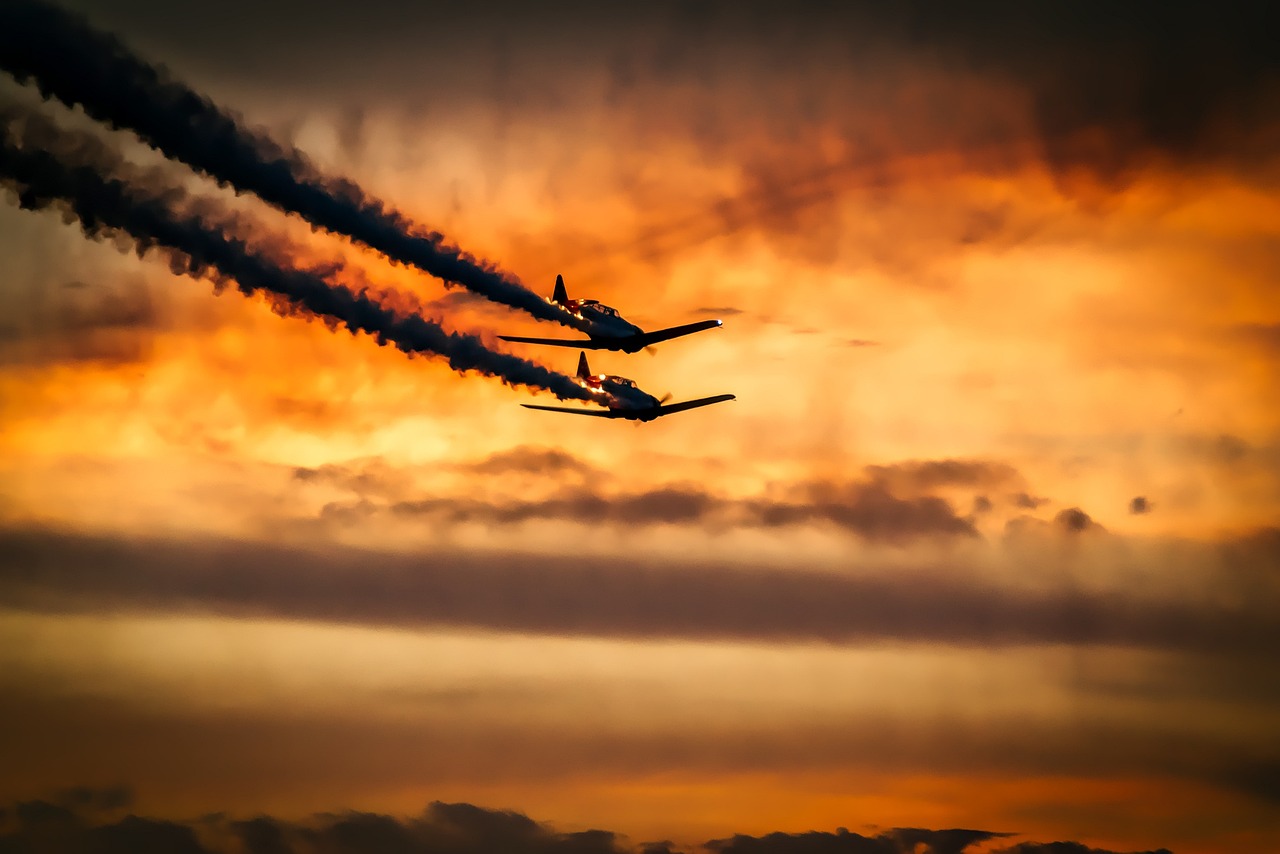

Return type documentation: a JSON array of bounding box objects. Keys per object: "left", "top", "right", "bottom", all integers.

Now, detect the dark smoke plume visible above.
[
  {"left": 0, "top": 0, "right": 590, "bottom": 332},
  {"left": 0, "top": 110, "right": 590, "bottom": 401}
]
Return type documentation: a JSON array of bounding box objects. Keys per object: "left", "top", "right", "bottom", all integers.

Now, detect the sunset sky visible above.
[{"left": 1, "top": 2, "right": 1278, "bottom": 853}]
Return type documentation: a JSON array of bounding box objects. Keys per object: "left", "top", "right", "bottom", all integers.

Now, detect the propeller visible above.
[
  {"left": 644, "top": 345, "right": 658, "bottom": 356},
  {"left": 658, "top": 392, "right": 673, "bottom": 405}
]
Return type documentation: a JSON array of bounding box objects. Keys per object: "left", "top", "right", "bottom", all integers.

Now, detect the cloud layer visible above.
[
  {"left": 0, "top": 794, "right": 1174, "bottom": 854},
  {"left": 1, "top": 524, "right": 1276, "bottom": 656}
]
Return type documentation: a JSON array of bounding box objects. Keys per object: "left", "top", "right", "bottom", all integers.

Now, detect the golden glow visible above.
[{"left": 1, "top": 25, "right": 1277, "bottom": 854}]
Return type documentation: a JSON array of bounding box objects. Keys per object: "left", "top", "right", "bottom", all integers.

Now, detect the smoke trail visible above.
[
  {"left": 0, "top": 0, "right": 591, "bottom": 332},
  {"left": 0, "top": 112, "right": 591, "bottom": 402}
]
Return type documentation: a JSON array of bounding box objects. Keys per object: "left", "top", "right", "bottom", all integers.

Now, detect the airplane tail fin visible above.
[
  {"left": 576, "top": 351, "right": 591, "bottom": 380},
  {"left": 553, "top": 274, "right": 569, "bottom": 305}
]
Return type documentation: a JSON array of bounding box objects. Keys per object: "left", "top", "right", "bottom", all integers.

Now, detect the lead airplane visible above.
[
  {"left": 522, "top": 352, "right": 735, "bottom": 421},
  {"left": 500, "top": 275, "right": 724, "bottom": 353}
]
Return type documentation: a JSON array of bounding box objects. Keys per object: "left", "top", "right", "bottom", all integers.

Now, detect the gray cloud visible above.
[
  {"left": 1010, "top": 493, "right": 1049, "bottom": 510},
  {"left": 461, "top": 445, "right": 601, "bottom": 479},
  {"left": 1236, "top": 323, "right": 1280, "bottom": 355},
  {"left": 1174, "top": 432, "right": 1260, "bottom": 467},
  {"left": 291, "top": 446, "right": 605, "bottom": 507},
  {"left": 0, "top": 799, "right": 626, "bottom": 854},
  {"left": 1, "top": 525, "right": 1276, "bottom": 656},
  {"left": 998, "top": 845, "right": 1171, "bottom": 854},
  {"left": 863, "top": 459, "right": 1021, "bottom": 493},
  {"left": 295, "top": 446, "right": 603, "bottom": 486},
  {"left": 744, "top": 481, "right": 978, "bottom": 541},
  {"left": 389, "top": 479, "right": 978, "bottom": 543},
  {"left": 300, "top": 454, "right": 1017, "bottom": 543},
  {"left": 50, "top": 785, "right": 134, "bottom": 814},
  {"left": 706, "top": 828, "right": 1010, "bottom": 854},
  {"left": 0, "top": 796, "right": 1176, "bottom": 854},
  {"left": 0, "top": 274, "right": 160, "bottom": 366},
  {"left": 1053, "top": 507, "right": 1099, "bottom": 534},
  {"left": 0, "top": 799, "right": 205, "bottom": 854},
  {"left": 1002, "top": 509, "right": 1106, "bottom": 540},
  {"left": 1220, "top": 759, "right": 1280, "bottom": 806},
  {"left": 292, "top": 459, "right": 413, "bottom": 501}
]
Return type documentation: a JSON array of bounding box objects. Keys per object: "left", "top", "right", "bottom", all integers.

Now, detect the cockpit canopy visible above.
[{"left": 607, "top": 376, "right": 637, "bottom": 388}]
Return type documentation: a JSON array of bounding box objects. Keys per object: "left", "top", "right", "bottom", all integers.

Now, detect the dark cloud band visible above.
[
  {"left": 0, "top": 795, "right": 1176, "bottom": 854},
  {"left": 1, "top": 525, "right": 1275, "bottom": 655}
]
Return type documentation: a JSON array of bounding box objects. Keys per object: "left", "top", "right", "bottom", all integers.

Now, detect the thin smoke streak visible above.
[
  {"left": 0, "top": 0, "right": 590, "bottom": 332},
  {"left": 0, "top": 112, "right": 590, "bottom": 402}
]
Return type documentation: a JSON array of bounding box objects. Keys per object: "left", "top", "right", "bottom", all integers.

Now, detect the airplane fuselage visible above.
[
  {"left": 521, "top": 349, "right": 734, "bottom": 422},
  {"left": 559, "top": 298, "right": 644, "bottom": 342},
  {"left": 502, "top": 275, "right": 724, "bottom": 354},
  {"left": 579, "top": 372, "right": 661, "bottom": 416}
]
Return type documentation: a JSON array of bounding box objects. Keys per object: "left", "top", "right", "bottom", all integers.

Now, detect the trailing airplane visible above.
[
  {"left": 499, "top": 274, "right": 724, "bottom": 353},
  {"left": 522, "top": 352, "right": 735, "bottom": 421}
]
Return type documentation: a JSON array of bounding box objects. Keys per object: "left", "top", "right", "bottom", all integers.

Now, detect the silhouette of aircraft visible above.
[
  {"left": 500, "top": 274, "right": 724, "bottom": 353},
  {"left": 522, "top": 352, "right": 735, "bottom": 422}
]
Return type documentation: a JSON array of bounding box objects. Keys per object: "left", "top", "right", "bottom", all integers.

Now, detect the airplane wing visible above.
[
  {"left": 520, "top": 403, "right": 623, "bottom": 418},
  {"left": 652, "top": 393, "right": 736, "bottom": 417},
  {"left": 499, "top": 335, "right": 613, "bottom": 349},
  {"left": 628, "top": 319, "right": 723, "bottom": 349},
  {"left": 500, "top": 319, "right": 723, "bottom": 351}
]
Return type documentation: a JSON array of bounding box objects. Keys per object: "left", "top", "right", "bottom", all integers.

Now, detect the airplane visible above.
[
  {"left": 522, "top": 352, "right": 735, "bottom": 422},
  {"left": 500, "top": 274, "right": 724, "bottom": 353}
]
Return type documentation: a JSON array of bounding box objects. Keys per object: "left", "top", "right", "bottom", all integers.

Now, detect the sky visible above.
[{"left": 1, "top": 2, "right": 1278, "bottom": 853}]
